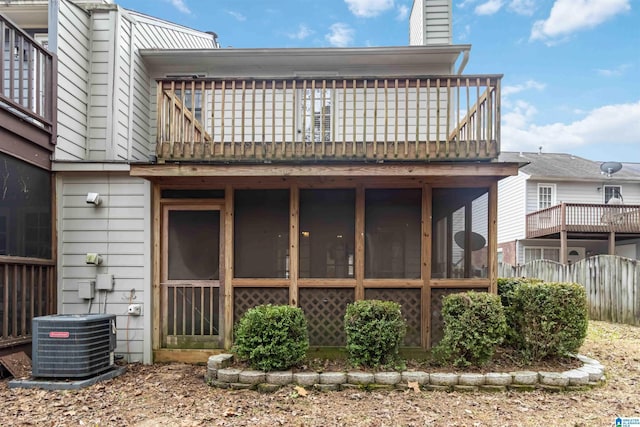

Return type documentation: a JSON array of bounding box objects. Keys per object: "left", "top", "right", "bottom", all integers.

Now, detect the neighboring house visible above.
[
  {"left": 2, "top": 0, "right": 518, "bottom": 364},
  {"left": 0, "top": 13, "right": 57, "bottom": 355},
  {"left": 498, "top": 151, "right": 640, "bottom": 266}
]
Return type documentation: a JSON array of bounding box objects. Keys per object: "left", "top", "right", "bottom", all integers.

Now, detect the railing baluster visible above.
[
  {"left": 220, "top": 81, "right": 226, "bottom": 148},
  {"left": 251, "top": 80, "right": 256, "bottom": 155},
  {"left": 291, "top": 80, "right": 297, "bottom": 156},
  {"left": 261, "top": 80, "right": 267, "bottom": 157},
  {"left": 436, "top": 78, "right": 441, "bottom": 157},
  {"left": 12, "top": 265, "right": 18, "bottom": 337},
  {"left": 281, "top": 80, "right": 287, "bottom": 159},
  {"left": 426, "top": 79, "right": 430, "bottom": 159},
  {"left": 310, "top": 79, "right": 316, "bottom": 157},
  {"left": 241, "top": 80, "right": 246, "bottom": 149},
  {"left": 415, "top": 79, "right": 420, "bottom": 158},
  {"left": 476, "top": 77, "right": 481, "bottom": 156},
  {"left": 455, "top": 78, "right": 460, "bottom": 156},
  {"left": 321, "top": 79, "right": 326, "bottom": 156},
  {"left": 301, "top": 80, "right": 307, "bottom": 155},
  {"left": 404, "top": 79, "right": 409, "bottom": 157},
  {"left": 331, "top": 79, "right": 337, "bottom": 156},
  {"left": 373, "top": 79, "right": 378, "bottom": 158},
  {"left": 271, "top": 80, "right": 276, "bottom": 158},
  {"left": 466, "top": 78, "right": 471, "bottom": 156},
  {"left": 3, "top": 264, "right": 8, "bottom": 339},
  {"left": 342, "top": 79, "right": 347, "bottom": 156}
]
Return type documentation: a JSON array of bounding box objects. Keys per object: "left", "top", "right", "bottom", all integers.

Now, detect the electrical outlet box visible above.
[
  {"left": 95, "top": 273, "right": 114, "bottom": 291},
  {"left": 127, "top": 304, "right": 142, "bottom": 316},
  {"left": 78, "top": 280, "right": 95, "bottom": 299}
]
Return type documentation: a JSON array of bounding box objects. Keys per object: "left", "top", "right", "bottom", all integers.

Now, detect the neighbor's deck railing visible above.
[
  {"left": 527, "top": 203, "right": 640, "bottom": 238},
  {"left": 155, "top": 75, "right": 501, "bottom": 162},
  {"left": 0, "top": 256, "right": 56, "bottom": 348},
  {"left": 0, "top": 15, "right": 56, "bottom": 134}
]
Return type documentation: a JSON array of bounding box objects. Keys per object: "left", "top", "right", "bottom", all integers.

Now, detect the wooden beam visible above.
[
  {"left": 223, "top": 184, "right": 234, "bottom": 349},
  {"left": 152, "top": 184, "right": 161, "bottom": 351},
  {"left": 422, "top": 184, "right": 432, "bottom": 349},
  {"left": 131, "top": 162, "right": 520, "bottom": 179},
  {"left": 488, "top": 181, "right": 498, "bottom": 294},
  {"left": 289, "top": 185, "right": 299, "bottom": 306},
  {"left": 355, "top": 185, "right": 365, "bottom": 301}
]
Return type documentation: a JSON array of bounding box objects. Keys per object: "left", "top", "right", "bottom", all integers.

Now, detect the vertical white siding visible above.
[
  {"left": 54, "top": 0, "right": 90, "bottom": 160},
  {"left": 57, "top": 173, "right": 151, "bottom": 363},
  {"left": 497, "top": 171, "right": 527, "bottom": 242},
  {"left": 409, "top": 0, "right": 452, "bottom": 46}
]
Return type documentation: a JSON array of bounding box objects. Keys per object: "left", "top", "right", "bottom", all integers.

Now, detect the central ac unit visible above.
[{"left": 32, "top": 314, "right": 117, "bottom": 378}]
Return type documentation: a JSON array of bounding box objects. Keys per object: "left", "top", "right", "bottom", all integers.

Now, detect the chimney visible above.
[{"left": 409, "top": 0, "right": 452, "bottom": 46}]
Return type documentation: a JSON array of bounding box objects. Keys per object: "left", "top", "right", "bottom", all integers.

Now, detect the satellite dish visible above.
[
  {"left": 600, "top": 161, "right": 622, "bottom": 178},
  {"left": 454, "top": 231, "right": 486, "bottom": 251}
]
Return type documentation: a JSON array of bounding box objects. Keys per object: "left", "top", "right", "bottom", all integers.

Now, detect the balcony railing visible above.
[
  {"left": 0, "top": 256, "right": 56, "bottom": 348},
  {"left": 527, "top": 203, "right": 640, "bottom": 238},
  {"left": 155, "top": 75, "right": 500, "bottom": 163},
  {"left": 0, "top": 15, "right": 56, "bottom": 136}
]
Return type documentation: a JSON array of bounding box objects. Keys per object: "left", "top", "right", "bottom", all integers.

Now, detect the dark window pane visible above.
[
  {"left": 168, "top": 210, "right": 219, "bottom": 280},
  {"left": 365, "top": 189, "right": 421, "bottom": 279},
  {"left": 299, "top": 189, "right": 355, "bottom": 278},
  {"left": 234, "top": 190, "right": 289, "bottom": 278},
  {"left": 432, "top": 188, "right": 489, "bottom": 279},
  {"left": 0, "top": 153, "right": 51, "bottom": 258}
]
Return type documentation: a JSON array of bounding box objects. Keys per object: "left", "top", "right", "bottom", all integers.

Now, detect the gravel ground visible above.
[{"left": 1, "top": 320, "right": 638, "bottom": 426}]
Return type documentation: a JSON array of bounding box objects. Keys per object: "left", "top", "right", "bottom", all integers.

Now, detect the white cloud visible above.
[
  {"left": 530, "top": 0, "right": 631, "bottom": 43},
  {"left": 396, "top": 4, "right": 409, "bottom": 21},
  {"left": 287, "top": 24, "right": 313, "bottom": 40},
  {"left": 345, "top": 0, "right": 394, "bottom": 18},
  {"left": 507, "top": 0, "right": 535, "bottom": 15},
  {"left": 502, "top": 79, "right": 546, "bottom": 96},
  {"left": 595, "top": 64, "right": 630, "bottom": 77},
  {"left": 166, "top": 0, "right": 190, "bottom": 14},
  {"left": 228, "top": 11, "right": 247, "bottom": 22},
  {"left": 325, "top": 23, "right": 354, "bottom": 47},
  {"left": 502, "top": 101, "right": 640, "bottom": 153},
  {"left": 475, "top": 0, "right": 504, "bottom": 15}
]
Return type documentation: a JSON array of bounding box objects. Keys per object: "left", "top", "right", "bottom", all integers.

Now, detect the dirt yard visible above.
[{"left": 1, "top": 320, "right": 639, "bottom": 426}]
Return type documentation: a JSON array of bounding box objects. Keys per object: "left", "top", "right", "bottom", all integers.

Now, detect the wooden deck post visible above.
[
  {"left": 608, "top": 231, "right": 616, "bottom": 255},
  {"left": 560, "top": 203, "right": 568, "bottom": 264}
]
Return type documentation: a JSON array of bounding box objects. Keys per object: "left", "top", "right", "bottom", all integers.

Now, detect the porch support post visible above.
[
  {"left": 289, "top": 185, "right": 299, "bottom": 306},
  {"left": 223, "top": 184, "right": 234, "bottom": 349},
  {"left": 488, "top": 182, "right": 498, "bottom": 294},
  {"left": 608, "top": 231, "right": 616, "bottom": 255},
  {"left": 560, "top": 203, "right": 568, "bottom": 264},
  {"left": 355, "top": 185, "right": 365, "bottom": 301},
  {"left": 152, "top": 184, "right": 161, "bottom": 352},
  {"left": 421, "top": 184, "right": 432, "bottom": 349}
]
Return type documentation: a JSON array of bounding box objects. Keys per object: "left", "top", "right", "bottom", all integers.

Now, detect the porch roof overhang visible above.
[
  {"left": 139, "top": 45, "right": 472, "bottom": 78},
  {"left": 130, "top": 161, "right": 520, "bottom": 182}
]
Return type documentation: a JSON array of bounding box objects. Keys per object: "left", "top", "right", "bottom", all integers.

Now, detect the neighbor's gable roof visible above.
[{"left": 498, "top": 152, "right": 640, "bottom": 182}]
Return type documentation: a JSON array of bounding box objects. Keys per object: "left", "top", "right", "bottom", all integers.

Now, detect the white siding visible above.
[
  {"left": 525, "top": 180, "right": 640, "bottom": 212},
  {"left": 498, "top": 172, "right": 527, "bottom": 242},
  {"left": 409, "top": 0, "right": 452, "bottom": 46},
  {"left": 57, "top": 173, "right": 151, "bottom": 363},
  {"left": 54, "top": 0, "right": 90, "bottom": 160}
]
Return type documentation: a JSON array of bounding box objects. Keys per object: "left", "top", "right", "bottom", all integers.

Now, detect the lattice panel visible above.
[
  {"left": 233, "top": 287, "right": 289, "bottom": 324},
  {"left": 430, "top": 288, "right": 488, "bottom": 346},
  {"left": 299, "top": 288, "right": 354, "bottom": 346},
  {"left": 365, "top": 288, "right": 422, "bottom": 347}
]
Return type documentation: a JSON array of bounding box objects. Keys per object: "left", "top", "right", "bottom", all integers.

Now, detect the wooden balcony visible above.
[
  {"left": 0, "top": 14, "right": 57, "bottom": 168},
  {"left": 526, "top": 203, "right": 640, "bottom": 238},
  {"left": 155, "top": 75, "right": 500, "bottom": 163}
]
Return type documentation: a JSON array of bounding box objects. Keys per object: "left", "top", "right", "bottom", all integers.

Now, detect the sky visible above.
[{"left": 116, "top": 0, "right": 640, "bottom": 163}]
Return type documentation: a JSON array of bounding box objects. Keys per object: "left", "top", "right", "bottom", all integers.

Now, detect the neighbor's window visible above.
[
  {"left": 603, "top": 185, "right": 622, "bottom": 204},
  {"left": 299, "top": 189, "right": 355, "bottom": 278},
  {"left": 537, "top": 184, "right": 555, "bottom": 210},
  {"left": 365, "top": 189, "right": 421, "bottom": 279},
  {"left": 234, "top": 190, "right": 289, "bottom": 278},
  {"left": 300, "top": 88, "right": 332, "bottom": 143},
  {"left": 524, "top": 247, "right": 560, "bottom": 263},
  {"left": 0, "top": 152, "right": 51, "bottom": 258},
  {"left": 432, "top": 188, "right": 489, "bottom": 279}
]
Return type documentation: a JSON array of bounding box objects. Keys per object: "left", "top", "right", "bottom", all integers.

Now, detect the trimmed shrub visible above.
[
  {"left": 232, "top": 304, "right": 309, "bottom": 371},
  {"left": 433, "top": 291, "right": 507, "bottom": 367},
  {"left": 511, "top": 281, "right": 588, "bottom": 361},
  {"left": 497, "top": 277, "right": 543, "bottom": 346},
  {"left": 344, "top": 300, "right": 407, "bottom": 368}
]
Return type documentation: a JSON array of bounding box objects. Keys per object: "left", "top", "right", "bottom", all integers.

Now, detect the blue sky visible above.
[{"left": 118, "top": 0, "right": 640, "bottom": 163}]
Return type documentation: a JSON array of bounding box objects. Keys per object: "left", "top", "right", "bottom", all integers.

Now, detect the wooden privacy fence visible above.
[
  {"left": 0, "top": 256, "right": 56, "bottom": 348},
  {"left": 499, "top": 255, "right": 640, "bottom": 326}
]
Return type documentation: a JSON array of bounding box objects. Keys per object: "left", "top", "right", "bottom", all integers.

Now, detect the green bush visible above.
[
  {"left": 510, "top": 281, "right": 588, "bottom": 361},
  {"left": 232, "top": 304, "right": 309, "bottom": 371},
  {"left": 497, "top": 277, "right": 543, "bottom": 345},
  {"left": 433, "top": 291, "right": 507, "bottom": 367},
  {"left": 344, "top": 300, "right": 407, "bottom": 368}
]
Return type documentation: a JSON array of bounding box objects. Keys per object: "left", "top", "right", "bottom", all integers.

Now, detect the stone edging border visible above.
[{"left": 205, "top": 353, "right": 605, "bottom": 393}]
